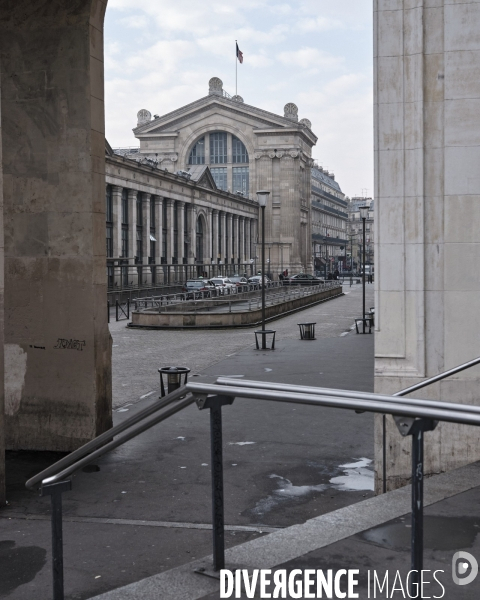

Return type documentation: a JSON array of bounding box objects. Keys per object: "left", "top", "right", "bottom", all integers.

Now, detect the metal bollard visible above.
[{"left": 159, "top": 366, "right": 191, "bottom": 397}]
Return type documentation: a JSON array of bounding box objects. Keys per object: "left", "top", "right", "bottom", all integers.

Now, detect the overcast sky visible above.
[{"left": 105, "top": 0, "right": 373, "bottom": 198}]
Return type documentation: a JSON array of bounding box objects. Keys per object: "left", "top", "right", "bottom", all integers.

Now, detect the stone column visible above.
[
  {"left": 188, "top": 204, "right": 196, "bottom": 265},
  {"left": 165, "top": 199, "right": 174, "bottom": 264},
  {"left": 141, "top": 193, "right": 151, "bottom": 285},
  {"left": 374, "top": 0, "right": 480, "bottom": 492},
  {"left": 111, "top": 186, "right": 123, "bottom": 258},
  {"left": 127, "top": 189, "right": 138, "bottom": 285},
  {"left": 212, "top": 209, "right": 219, "bottom": 267},
  {"left": 233, "top": 215, "right": 239, "bottom": 263},
  {"left": 226, "top": 214, "right": 233, "bottom": 266},
  {"left": 245, "top": 218, "right": 251, "bottom": 263},
  {"left": 153, "top": 197, "right": 163, "bottom": 283},
  {"left": 239, "top": 217, "right": 245, "bottom": 263},
  {"left": 206, "top": 208, "right": 213, "bottom": 270},
  {"left": 219, "top": 211, "right": 226, "bottom": 274},
  {"left": 0, "top": 0, "right": 111, "bottom": 453},
  {"left": 178, "top": 201, "right": 185, "bottom": 265}
]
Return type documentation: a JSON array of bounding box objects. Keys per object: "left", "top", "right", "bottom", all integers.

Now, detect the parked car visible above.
[
  {"left": 248, "top": 275, "right": 271, "bottom": 287},
  {"left": 209, "top": 278, "right": 237, "bottom": 294},
  {"left": 284, "top": 273, "right": 323, "bottom": 286},
  {"left": 182, "top": 279, "right": 216, "bottom": 299},
  {"left": 229, "top": 275, "right": 249, "bottom": 287}
]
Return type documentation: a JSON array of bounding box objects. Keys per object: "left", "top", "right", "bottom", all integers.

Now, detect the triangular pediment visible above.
[
  {"left": 188, "top": 165, "right": 217, "bottom": 190},
  {"left": 134, "top": 95, "right": 294, "bottom": 136}
]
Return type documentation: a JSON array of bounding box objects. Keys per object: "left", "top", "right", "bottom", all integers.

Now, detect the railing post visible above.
[
  {"left": 41, "top": 480, "right": 72, "bottom": 600},
  {"left": 195, "top": 394, "right": 234, "bottom": 572},
  {"left": 115, "top": 300, "right": 119, "bottom": 321},
  {"left": 127, "top": 299, "right": 130, "bottom": 319},
  {"left": 107, "top": 301, "right": 110, "bottom": 324},
  {"left": 394, "top": 416, "right": 437, "bottom": 599}
]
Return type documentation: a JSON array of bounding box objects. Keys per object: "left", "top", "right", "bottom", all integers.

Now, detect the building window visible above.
[
  {"left": 233, "top": 167, "right": 249, "bottom": 195},
  {"left": 211, "top": 167, "right": 227, "bottom": 191},
  {"left": 210, "top": 132, "right": 227, "bottom": 164},
  {"left": 232, "top": 136, "right": 248, "bottom": 163},
  {"left": 188, "top": 137, "right": 205, "bottom": 165}
]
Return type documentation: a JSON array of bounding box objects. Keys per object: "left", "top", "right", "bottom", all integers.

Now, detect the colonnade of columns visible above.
[{"left": 107, "top": 185, "right": 257, "bottom": 287}]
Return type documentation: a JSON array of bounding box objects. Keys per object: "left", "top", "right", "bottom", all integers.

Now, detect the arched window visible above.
[
  {"left": 188, "top": 137, "right": 205, "bottom": 164},
  {"left": 232, "top": 136, "right": 248, "bottom": 163},
  {"left": 187, "top": 132, "right": 250, "bottom": 196}
]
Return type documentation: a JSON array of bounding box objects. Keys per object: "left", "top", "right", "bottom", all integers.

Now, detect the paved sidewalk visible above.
[
  {"left": 110, "top": 281, "right": 373, "bottom": 408},
  {"left": 1, "top": 282, "right": 376, "bottom": 599}
]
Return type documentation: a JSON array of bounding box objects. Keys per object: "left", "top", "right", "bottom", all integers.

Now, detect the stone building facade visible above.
[
  {"left": 347, "top": 197, "right": 374, "bottom": 272},
  {"left": 374, "top": 0, "right": 480, "bottom": 491},
  {"left": 311, "top": 165, "right": 348, "bottom": 274},
  {"left": 129, "top": 78, "right": 318, "bottom": 276},
  {"left": 105, "top": 143, "right": 258, "bottom": 285}
]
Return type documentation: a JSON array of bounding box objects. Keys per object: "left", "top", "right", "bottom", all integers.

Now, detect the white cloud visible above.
[
  {"left": 296, "top": 16, "right": 344, "bottom": 32},
  {"left": 104, "top": 0, "right": 374, "bottom": 196},
  {"left": 278, "top": 47, "right": 344, "bottom": 70}
]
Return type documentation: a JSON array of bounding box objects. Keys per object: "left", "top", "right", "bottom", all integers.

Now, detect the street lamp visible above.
[
  {"left": 359, "top": 205, "right": 369, "bottom": 333},
  {"left": 257, "top": 190, "right": 270, "bottom": 348}
]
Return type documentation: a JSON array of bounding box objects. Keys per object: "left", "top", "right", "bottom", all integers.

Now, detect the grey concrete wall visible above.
[
  {"left": 131, "top": 286, "right": 343, "bottom": 328},
  {"left": 374, "top": 0, "right": 480, "bottom": 492},
  {"left": 0, "top": 0, "right": 112, "bottom": 452}
]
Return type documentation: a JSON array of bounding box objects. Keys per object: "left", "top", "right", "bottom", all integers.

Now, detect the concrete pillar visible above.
[
  {"left": 0, "top": 0, "right": 111, "bottom": 453},
  {"left": 127, "top": 189, "right": 138, "bottom": 285},
  {"left": 374, "top": 0, "right": 480, "bottom": 492},
  {"left": 154, "top": 197, "right": 163, "bottom": 265},
  {"left": 245, "top": 218, "right": 251, "bottom": 263}
]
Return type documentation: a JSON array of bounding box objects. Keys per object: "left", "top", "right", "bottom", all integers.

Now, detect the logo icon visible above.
[{"left": 452, "top": 551, "right": 478, "bottom": 586}]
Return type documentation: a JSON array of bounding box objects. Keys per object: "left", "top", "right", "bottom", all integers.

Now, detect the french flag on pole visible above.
[{"left": 236, "top": 42, "right": 243, "bottom": 64}]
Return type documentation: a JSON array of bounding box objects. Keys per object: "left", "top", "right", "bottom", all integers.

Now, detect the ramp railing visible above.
[{"left": 25, "top": 357, "right": 480, "bottom": 599}]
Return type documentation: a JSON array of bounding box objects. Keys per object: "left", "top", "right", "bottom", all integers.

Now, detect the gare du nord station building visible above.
[{"left": 105, "top": 77, "right": 318, "bottom": 288}]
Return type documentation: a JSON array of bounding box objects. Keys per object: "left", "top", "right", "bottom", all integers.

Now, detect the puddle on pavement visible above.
[
  {"left": 0, "top": 540, "right": 47, "bottom": 595},
  {"left": 250, "top": 458, "right": 374, "bottom": 517},
  {"left": 329, "top": 458, "right": 374, "bottom": 491},
  {"left": 361, "top": 516, "right": 480, "bottom": 551}
]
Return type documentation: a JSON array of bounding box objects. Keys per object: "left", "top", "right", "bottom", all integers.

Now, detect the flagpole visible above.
[{"left": 235, "top": 40, "right": 237, "bottom": 96}]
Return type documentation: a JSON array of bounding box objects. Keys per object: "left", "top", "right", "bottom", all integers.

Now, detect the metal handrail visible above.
[
  {"left": 27, "top": 362, "right": 480, "bottom": 599},
  {"left": 186, "top": 381, "right": 480, "bottom": 426},
  {"left": 393, "top": 355, "right": 480, "bottom": 397},
  {"left": 25, "top": 386, "right": 192, "bottom": 490},
  {"left": 215, "top": 376, "right": 480, "bottom": 416},
  {"left": 218, "top": 354, "right": 480, "bottom": 495},
  {"left": 41, "top": 394, "right": 194, "bottom": 487}
]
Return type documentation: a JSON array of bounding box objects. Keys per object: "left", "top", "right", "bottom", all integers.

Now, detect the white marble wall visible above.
[{"left": 374, "top": 0, "right": 480, "bottom": 492}]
